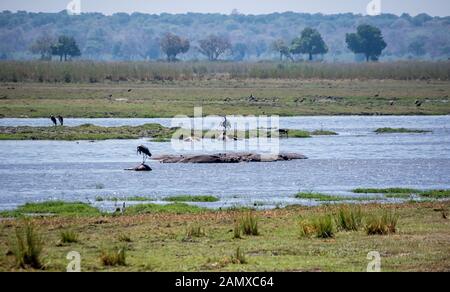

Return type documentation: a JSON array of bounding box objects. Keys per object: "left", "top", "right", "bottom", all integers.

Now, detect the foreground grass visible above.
[
  {"left": 375, "top": 128, "right": 432, "bottom": 134},
  {"left": 0, "top": 201, "right": 449, "bottom": 271},
  {"left": 1, "top": 79, "right": 449, "bottom": 118}
]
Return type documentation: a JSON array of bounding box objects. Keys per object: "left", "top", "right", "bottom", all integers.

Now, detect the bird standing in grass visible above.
[{"left": 137, "top": 145, "right": 152, "bottom": 163}]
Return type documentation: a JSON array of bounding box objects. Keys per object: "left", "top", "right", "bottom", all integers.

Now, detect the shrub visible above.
[
  {"left": 233, "top": 220, "right": 242, "bottom": 239},
  {"left": 59, "top": 230, "right": 78, "bottom": 243},
  {"left": 11, "top": 221, "right": 44, "bottom": 269},
  {"left": 299, "top": 217, "right": 316, "bottom": 238},
  {"left": 335, "top": 206, "right": 363, "bottom": 231},
  {"left": 230, "top": 247, "right": 247, "bottom": 264},
  {"left": 118, "top": 234, "right": 132, "bottom": 242},
  {"left": 240, "top": 212, "right": 259, "bottom": 236},
  {"left": 365, "top": 211, "right": 398, "bottom": 235},
  {"left": 185, "top": 224, "right": 207, "bottom": 238},
  {"left": 100, "top": 246, "right": 127, "bottom": 266},
  {"left": 312, "top": 215, "right": 335, "bottom": 238}
]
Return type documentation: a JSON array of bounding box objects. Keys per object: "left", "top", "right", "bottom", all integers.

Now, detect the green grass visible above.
[
  {"left": 239, "top": 212, "right": 259, "bottom": 236},
  {"left": 0, "top": 201, "right": 102, "bottom": 218},
  {"left": 1, "top": 78, "right": 449, "bottom": 119},
  {"left": 10, "top": 221, "right": 43, "bottom": 269},
  {"left": 59, "top": 230, "right": 79, "bottom": 244},
  {"left": 185, "top": 225, "right": 207, "bottom": 239},
  {"left": 420, "top": 190, "right": 450, "bottom": 199},
  {"left": 310, "top": 130, "right": 338, "bottom": 136},
  {"left": 0, "top": 123, "right": 176, "bottom": 141},
  {"left": 124, "top": 203, "right": 207, "bottom": 215},
  {"left": 312, "top": 215, "right": 335, "bottom": 239},
  {"left": 365, "top": 211, "right": 399, "bottom": 236},
  {"left": 164, "top": 195, "right": 219, "bottom": 203},
  {"left": 100, "top": 246, "right": 127, "bottom": 266},
  {"left": 295, "top": 192, "right": 379, "bottom": 202},
  {"left": 375, "top": 128, "right": 432, "bottom": 134},
  {"left": 230, "top": 247, "right": 247, "bottom": 265},
  {"left": 335, "top": 206, "right": 363, "bottom": 231}
]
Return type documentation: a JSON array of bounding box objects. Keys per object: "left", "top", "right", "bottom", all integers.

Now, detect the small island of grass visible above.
[{"left": 375, "top": 128, "right": 432, "bottom": 134}]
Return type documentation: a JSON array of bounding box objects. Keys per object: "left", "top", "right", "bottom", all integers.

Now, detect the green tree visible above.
[
  {"left": 232, "top": 43, "right": 248, "bottom": 61},
  {"left": 290, "top": 28, "right": 328, "bottom": 61},
  {"left": 51, "top": 36, "right": 81, "bottom": 61},
  {"left": 408, "top": 39, "right": 426, "bottom": 57},
  {"left": 271, "top": 39, "right": 292, "bottom": 61},
  {"left": 198, "top": 35, "right": 231, "bottom": 61},
  {"left": 160, "top": 33, "right": 190, "bottom": 62},
  {"left": 346, "top": 24, "right": 387, "bottom": 62},
  {"left": 30, "top": 34, "right": 55, "bottom": 60}
]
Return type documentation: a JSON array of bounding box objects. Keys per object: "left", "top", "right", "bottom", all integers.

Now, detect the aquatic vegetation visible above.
[
  {"left": 295, "top": 192, "right": 378, "bottom": 202},
  {"left": 353, "top": 188, "right": 450, "bottom": 199},
  {"left": 0, "top": 123, "right": 177, "bottom": 141},
  {"left": 10, "top": 221, "right": 44, "bottom": 269},
  {"left": 310, "top": 130, "right": 338, "bottom": 136},
  {"left": 164, "top": 195, "right": 219, "bottom": 203},
  {"left": 375, "top": 128, "right": 432, "bottom": 134},
  {"left": 420, "top": 190, "right": 450, "bottom": 199},
  {"left": 353, "top": 188, "right": 421, "bottom": 194},
  {"left": 124, "top": 203, "right": 206, "bottom": 215}
]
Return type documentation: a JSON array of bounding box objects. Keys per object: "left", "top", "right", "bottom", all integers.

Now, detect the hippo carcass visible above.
[{"left": 125, "top": 163, "right": 152, "bottom": 171}]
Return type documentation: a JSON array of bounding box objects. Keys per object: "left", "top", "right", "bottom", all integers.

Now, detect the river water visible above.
[{"left": 0, "top": 116, "right": 449, "bottom": 211}]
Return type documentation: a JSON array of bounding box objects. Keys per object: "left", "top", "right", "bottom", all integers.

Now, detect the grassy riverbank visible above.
[
  {"left": 1, "top": 79, "right": 449, "bottom": 118},
  {"left": 0, "top": 201, "right": 449, "bottom": 271}
]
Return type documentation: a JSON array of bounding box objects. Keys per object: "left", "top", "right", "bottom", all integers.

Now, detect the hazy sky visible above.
[{"left": 0, "top": 0, "right": 449, "bottom": 16}]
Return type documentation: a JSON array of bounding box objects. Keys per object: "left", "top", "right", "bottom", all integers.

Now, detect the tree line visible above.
[{"left": 31, "top": 24, "right": 388, "bottom": 63}]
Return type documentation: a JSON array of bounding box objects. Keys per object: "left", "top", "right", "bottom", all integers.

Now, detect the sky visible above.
[{"left": 0, "top": 0, "right": 449, "bottom": 16}]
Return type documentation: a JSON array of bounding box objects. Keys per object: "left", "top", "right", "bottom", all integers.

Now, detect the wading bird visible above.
[
  {"left": 50, "top": 115, "right": 57, "bottom": 126},
  {"left": 137, "top": 144, "right": 152, "bottom": 163},
  {"left": 219, "top": 116, "right": 231, "bottom": 140},
  {"left": 57, "top": 115, "right": 64, "bottom": 126}
]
